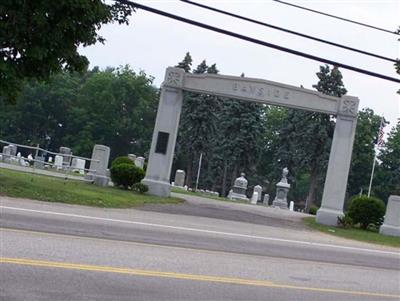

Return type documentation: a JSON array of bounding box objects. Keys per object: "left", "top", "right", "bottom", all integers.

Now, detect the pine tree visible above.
[
  {"left": 175, "top": 57, "right": 219, "bottom": 188},
  {"left": 175, "top": 52, "right": 192, "bottom": 72},
  {"left": 209, "top": 73, "right": 265, "bottom": 195},
  {"left": 275, "top": 65, "right": 347, "bottom": 212}
]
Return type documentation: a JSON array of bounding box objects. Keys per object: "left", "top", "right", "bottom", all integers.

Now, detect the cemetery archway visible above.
[{"left": 142, "top": 67, "right": 359, "bottom": 226}]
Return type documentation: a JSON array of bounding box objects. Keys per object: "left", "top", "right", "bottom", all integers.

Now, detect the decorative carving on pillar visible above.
[
  {"left": 164, "top": 67, "right": 185, "bottom": 89},
  {"left": 338, "top": 97, "right": 359, "bottom": 118}
]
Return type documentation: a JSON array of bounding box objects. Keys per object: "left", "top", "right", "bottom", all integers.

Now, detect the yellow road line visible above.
[
  {"left": 1, "top": 227, "right": 393, "bottom": 272},
  {"left": 1, "top": 257, "right": 399, "bottom": 299}
]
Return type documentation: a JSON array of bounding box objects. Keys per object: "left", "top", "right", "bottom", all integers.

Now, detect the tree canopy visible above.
[
  {"left": 0, "top": 66, "right": 157, "bottom": 159},
  {"left": 0, "top": 0, "right": 134, "bottom": 102}
]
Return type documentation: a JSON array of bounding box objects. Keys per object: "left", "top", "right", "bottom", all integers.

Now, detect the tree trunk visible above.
[
  {"left": 305, "top": 164, "right": 318, "bottom": 213},
  {"left": 221, "top": 159, "right": 228, "bottom": 196},
  {"left": 186, "top": 153, "right": 193, "bottom": 188},
  {"left": 231, "top": 164, "right": 239, "bottom": 187}
]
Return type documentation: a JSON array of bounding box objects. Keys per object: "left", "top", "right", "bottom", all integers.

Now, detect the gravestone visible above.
[
  {"left": 263, "top": 194, "right": 270, "bottom": 205},
  {"left": 128, "top": 154, "right": 136, "bottom": 163},
  {"left": 174, "top": 169, "right": 185, "bottom": 187},
  {"left": 253, "top": 185, "right": 263, "bottom": 202},
  {"left": 54, "top": 155, "right": 63, "bottom": 170},
  {"left": 272, "top": 168, "right": 290, "bottom": 209},
  {"left": 251, "top": 192, "right": 258, "bottom": 204},
  {"left": 72, "top": 158, "right": 86, "bottom": 175},
  {"left": 229, "top": 173, "right": 249, "bottom": 201},
  {"left": 135, "top": 156, "right": 145, "bottom": 169},
  {"left": 380, "top": 195, "right": 400, "bottom": 237},
  {"left": 2, "top": 146, "right": 11, "bottom": 162},
  {"left": 34, "top": 155, "right": 45, "bottom": 169},
  {"left": 86, "top": 144, "right": 110, "bottom": 187},
  {"left": 59, "top": 147, "right": 72, "bottom": 167},
  {"left": 8, "top": 144, "right": 17, "bottom": 157}
]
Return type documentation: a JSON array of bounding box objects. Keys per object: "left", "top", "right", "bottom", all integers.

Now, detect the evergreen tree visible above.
[
  {"left": 176, "top": 52, "right": 192, "bottom": 73},
  {"left": 275, "top": 65, "right": 346, "bottom": 211},
  {"left": 210, "top": 74, "right": 265, "bottom": 195},
  {"left": 175, "top": 57, "right": 219, "bottom": 188}
]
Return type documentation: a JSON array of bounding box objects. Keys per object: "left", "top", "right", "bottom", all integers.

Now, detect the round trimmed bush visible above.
[
  {"left": 110, "top": 163, "right": 145, "bottom": 190},
  {"left": 111, "top": 156, "right": 134, "bottom": 168},
  {"left": 347, "top": 196, "right": 385, "bottom": 230}
]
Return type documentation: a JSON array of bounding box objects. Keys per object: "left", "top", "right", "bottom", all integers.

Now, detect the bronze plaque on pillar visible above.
[{"left": 155, "top": 131, "right": 169, "bottom": 154}]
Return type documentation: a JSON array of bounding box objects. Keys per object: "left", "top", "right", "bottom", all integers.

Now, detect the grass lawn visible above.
[
  {"left": 0, "top": 168, "right": 182, "bottom": 208},
  {"left": 303, "top": 217, "right": 400, "bottom": 248}
]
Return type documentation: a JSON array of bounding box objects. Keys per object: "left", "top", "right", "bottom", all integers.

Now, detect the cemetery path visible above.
[{"left": 1, "top": 196, "right": 399, "bottom": 300}]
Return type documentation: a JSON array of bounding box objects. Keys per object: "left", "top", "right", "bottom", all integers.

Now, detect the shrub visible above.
[
  {"left": 132, "top": 183, "right": 148, "bottom": 194},
  {"left": 309, "top": 206, "right": 318, "bottom": 215},
  {"left": 110, "top": 163, "right": 145, "bottom": 189},
  {"left": 337, "top": 215, "right": 353, "bottom": 229},
  {"left": 111, "top": 156, "right": 134, "bottom": 168},
  {"left": 347, "top": 195, "right": 385, "bottom": 230}
]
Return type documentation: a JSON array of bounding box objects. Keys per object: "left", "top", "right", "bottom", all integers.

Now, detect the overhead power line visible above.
[
  {"left": 181, "top": 0, "right": 396, "bottom": 63},
  {"left": 115, "top": 0, "right": 400, "bottom": 84},
  {"left": 273, "top": 0, "right": 399, "bottom": 36}
]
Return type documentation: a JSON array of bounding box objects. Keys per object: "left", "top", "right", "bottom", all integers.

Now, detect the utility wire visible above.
[
  {"left": 115, "top": 0, "right": 400, "bottom": 84},
  {"left": 273, "top": 0, "right": 399, "bottom": 36},
  {"left": 181, "top": 0, "right": 396, "bottom": 63}
]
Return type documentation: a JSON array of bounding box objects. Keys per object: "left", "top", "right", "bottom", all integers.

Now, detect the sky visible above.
[{"left": 80, "top": 0, "right": 400, "bottom": 134}]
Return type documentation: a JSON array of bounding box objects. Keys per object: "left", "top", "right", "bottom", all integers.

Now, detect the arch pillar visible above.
[
  {"left": 316, "top": 96, "right": 359, "bottom": 225},
  {"left": 141, "top": 68, "right": 185, "bottom": 197}
]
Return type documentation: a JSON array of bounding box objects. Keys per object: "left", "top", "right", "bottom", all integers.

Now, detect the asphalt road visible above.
[{"left": 1, "top": 196, "right": 399, "bottom": 300}]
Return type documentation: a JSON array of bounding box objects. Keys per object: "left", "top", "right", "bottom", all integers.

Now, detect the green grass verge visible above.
[
  {"left": 0, "top": 168, "right": 182, "bottom": 208},
  {"left": 303, "top": 217, "right": 400, "bottom": 248}
]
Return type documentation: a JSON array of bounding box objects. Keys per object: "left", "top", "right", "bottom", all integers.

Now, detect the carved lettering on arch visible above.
[{"left": 231, "top": 82, "right": 290, "bottom": 101}]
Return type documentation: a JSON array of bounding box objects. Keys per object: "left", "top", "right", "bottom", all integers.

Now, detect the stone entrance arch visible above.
[{"left": 142, "top": 67, "right": 359, "bottom": 226}]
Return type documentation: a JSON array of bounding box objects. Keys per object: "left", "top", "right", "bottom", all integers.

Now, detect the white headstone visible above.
[
  {"left": 54, "top": 155, "right": 63, "bottom": 170},
  {"left": 2, "top": 146, "right": 11, "bottom": 162},
  {"left": 289, "top": 201, "right": 294, "bottom": 211},
  {"left": 48, "top": 156, "right": 53, "bottom": 163},
  {"left": 128, "top": 154, "right": 136, "bottom": 162},
  {"left": 251, "top": 192, "right": 258, "bottom": 204},
  {"left": 86, "top": 144, "right": 110, "bottom": 187},
  {"left": 2, "top": 145, "right": 10, "bottom": 155},
  {"left": 72, "top": 158, "right": 86, "bottom": 175},
  {"left": 263, "top": 194, "right": 270, "bottom": 205},
  {"left": 380, "top": 195, "right": 400, "bottom": 237},
  {"left": 253, "top": 185, "right": 263, "bottom": 201},
  {"left": 174, "top": 169, "right": 185, "bottom": 187},
  {"left": 134, "top": 156, "right": 145, "bottom": 169}
]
